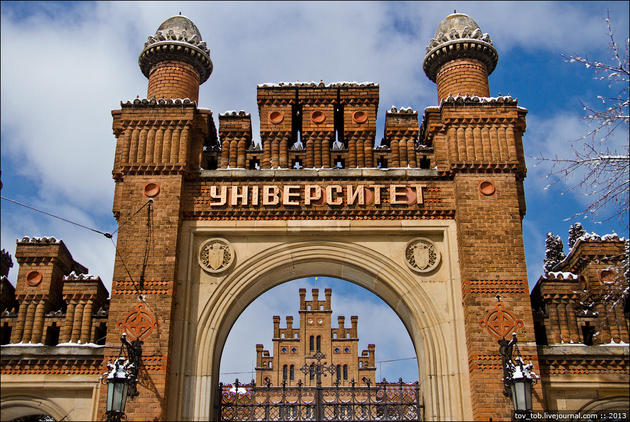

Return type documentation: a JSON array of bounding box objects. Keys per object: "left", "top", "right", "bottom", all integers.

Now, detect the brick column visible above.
[
  {"left": 60, "top": 300, "right": 75, "bottom": 343},
  {"left": 10, "top": 300, "right": 27, "bottom": 343},
  {"left": 30, "top": 299, "right": 46, "bottom": 343},
  {"left": 80, "top": 300, "right": 94, "bottom": 344},
  {"left": 21, "top": 301, "right": 35, "bottom": 343},
  {"left": 71, "top": 301, "right": 84, "bottom": 343}
]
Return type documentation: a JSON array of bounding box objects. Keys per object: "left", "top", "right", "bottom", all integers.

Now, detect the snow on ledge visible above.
[
  {"left": 2, "top": 342, "right": 44, "bottom": 347},
  {"left": 17, "top": 236, "right": 60, "bottom": 244},
  {"left": 547, "top": 271, "right": 579, "bottom": 280},
  {"left": 56, "top": 342, "right": 105, "bottom": 348},
  {"left": 64, "top": 271, "right": 100, "bottom": 281},
  {"left": 387, "top": 106, "right": 417, "bottom": 114},
  {"left": 440, "top": 94, "right": 517, "bottom": 106},
  {"left": 219, "top": 110, "right": 250, "bottom": 117},
  {"left": 601, "top": 340, "right": 628, "bottom": 347}
]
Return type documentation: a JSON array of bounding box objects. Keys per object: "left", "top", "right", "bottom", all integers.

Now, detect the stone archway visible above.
[
  {"left": 0, "top": 396, "right": 66, "bottom": 422},
  {"left": 167, "top": 219, "right": 473, "bottom": 421}
]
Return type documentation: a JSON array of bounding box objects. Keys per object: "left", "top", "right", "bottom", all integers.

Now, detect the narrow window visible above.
[
  {"left": 582, "top": 323, "right": 595, "bottom": 346},
  {"left": 290, "top": 364, "right": 295, "bottom": 380},
  {"left": 94, "top": 322, "right": 107, "bottom": 345},
  {"left": 206, "top": 156, "right": 218, "bottom": 170},
  {"left": 0, "top": 322, "right": 11, "bottom": 345},
  {"left": 336, "top": 365, "right": 341, "bottom": 380},
  {"left": 248, "top": 157, "right": 260, "bottom": 170},
  {"left": 292, "top": 158, "right": 303, "bottom": 169},
  {"left": 343, "top": 364, "right": 348, "bottom": 380},
  {"left": 309, "top": 364, "right": 315, "bottom": 380},
  {"left": 334, "top": 103, "right": 345, "bottom": 150},
  {"left": 316, "top": 335, "right": 321, "bottom": 352},
  {"left": 283, "top": 364, "right": 288, "bottom": 381},
  {"left": 44, "top": 322, "right": 60, "bottom": 346},
  {"left": 309, "top": 335, "right": 314, "bottom": 351}
]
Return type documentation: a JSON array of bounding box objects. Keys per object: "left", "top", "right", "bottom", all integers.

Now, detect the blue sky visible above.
[{"left": 1, "top": 1, "right": 628, "bottom": 382}]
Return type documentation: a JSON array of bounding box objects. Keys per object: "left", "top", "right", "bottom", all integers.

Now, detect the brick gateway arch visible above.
[
  {"left": 177, "top": 224, "right": 466, "bottom": 420},
  {"left": 100, "top": 13, "right": 544, "bottom": 421}
]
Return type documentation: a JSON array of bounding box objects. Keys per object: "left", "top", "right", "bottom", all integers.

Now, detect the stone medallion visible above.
[
  {"left": 405, "top": 238, "right": 441, "bottom": 273},
  {"left": 198, "top": 238, "right": 235, "bottom": 274}
]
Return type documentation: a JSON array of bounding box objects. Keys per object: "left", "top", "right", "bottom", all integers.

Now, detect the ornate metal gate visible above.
[{"left": 217, "top": 378, "right": 424, "bottom": 421}]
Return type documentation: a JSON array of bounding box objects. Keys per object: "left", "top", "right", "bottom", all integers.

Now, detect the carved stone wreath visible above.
[
  {"left": 198, "top": 238, "right": 235, "bottom": 274},
  {"left": 405, "top": 238, "right": 441, "bottom": 273}
]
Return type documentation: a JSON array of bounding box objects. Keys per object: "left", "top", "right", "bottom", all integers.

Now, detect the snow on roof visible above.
[
  {"left": 64, "top": 271, "right": 100, "bottom": 281},
  {"left": 219, "top": 110, "right": 250, "bottom": 117},
  {"left": 18, "top": 236, "right": 61, "bottom": 244},
  {"left": 387, "top": 106, "right": 418, "bottom": 114},
  {"left": 120, "top": 98, "right": 196, "bottom": 107},
  {"left": 257, "top": 81, "right": 378, "bottom": 88},
  {"left": 440, "top": 94, "right": 518, "bottom": 106},
  {"left": 547, "top": 271, "right": 579, "bottom": 280},
  {"left": 556, "top": 231, "right": 625, "bottom": 269}
]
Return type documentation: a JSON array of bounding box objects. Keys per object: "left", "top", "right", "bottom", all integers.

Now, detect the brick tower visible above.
[
  {"left": 422, "top": 13, "right": 542, "bottom": 419},
  {"left": 102, "top": 15, "right": 216, "bottom": 421}
]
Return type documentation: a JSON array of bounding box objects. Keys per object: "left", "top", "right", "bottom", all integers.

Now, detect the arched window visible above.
[
  {"left": 290, "top": 364, "right": 295, "bottom": 380},
  {"left": 316, "top": 335, "right": 321, "bottom": 352},
  {"left": 283, "top": 364, "right": 288, "bottom": 381},
  {"left": 309, "top": 364, "right": 315, "bottom": 380},
  {"left": 309, "top": 335, "right": 314, "bottom": 351},
  {"left": 336, "top": 364, "right": 341, "bottom": 380},
  {"left": 343, "top": 364, "right": 348, "bottom": 380}
]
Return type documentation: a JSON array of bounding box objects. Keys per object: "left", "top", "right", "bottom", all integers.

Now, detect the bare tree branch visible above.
[{"left": 537, "top": 11, "right": 629, "bottom": 225}]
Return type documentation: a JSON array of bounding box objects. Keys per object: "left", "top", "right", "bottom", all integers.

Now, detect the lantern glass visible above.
[
  {"left": 106, "top": 376, "right": 129, "bottom": 413},
  {"left": 510, "top": 377, "right": 532, "bottom": 411}
]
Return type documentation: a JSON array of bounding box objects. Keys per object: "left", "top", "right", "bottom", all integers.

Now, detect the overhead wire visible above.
[
  {"left": 2, "top": 194, "right": 154, "bottom": 298},
  {"left": 1, "top": 195, "right": 113, "bottom": 238}
]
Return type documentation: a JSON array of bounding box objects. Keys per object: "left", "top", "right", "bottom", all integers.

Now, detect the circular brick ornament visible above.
[
  {"left": 269, "top": 111, "right": 284, "bottom": 124},
  {"left": 405, "top": 238, "right": 441, "bottom": 273},
  {"left": 479, "top": 180, "right": 495, "bottom": 196},
  {"left": 352, "top": 110, "right": 368, "bottom": 124},
  {"left": 199, "top": 238, "right": 235, "bottom": 274},
  {"left": 480, "top": 302, "right": 524, "bottom": 339},
  {"left": 144, "top": 182, "right": 161, "bottom": 198},
  {"left": 311, "top": 110, "right": 326, "bottom": 124},
  {"left": 118, "top": 303, "right": 160, "bottom": 340},
  {"left": 26, "top": 270, "right": 43, "bottom": 287}
]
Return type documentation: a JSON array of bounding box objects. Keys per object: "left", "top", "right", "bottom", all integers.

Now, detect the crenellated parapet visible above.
[
  {"left": 531, "top": 234, "right": 627, "bottom": 346},
  {"left": 0, "top": 238, "right": 109, "bottom": 347},
  {"left": 218, "top": 111, "right": 253, "bottom": 169}
]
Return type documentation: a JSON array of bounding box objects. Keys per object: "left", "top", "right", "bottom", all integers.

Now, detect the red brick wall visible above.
[
  {"left": 148, "top": 60, "right": 200, "bottom": 102},
  {"left": 436, "top": 58, "right": 490, "bottom": 102}
]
